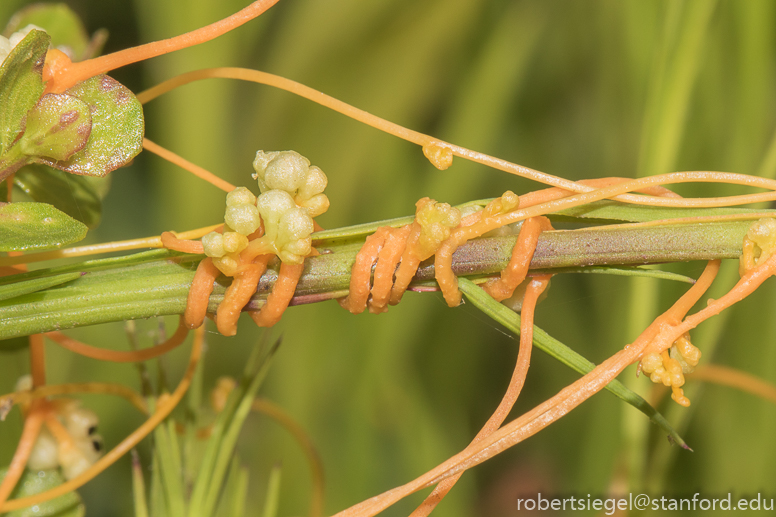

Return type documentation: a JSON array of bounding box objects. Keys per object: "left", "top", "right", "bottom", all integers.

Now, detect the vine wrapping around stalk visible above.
[{"left": 0, "top": 218, "right": 755, "bottom": 340}]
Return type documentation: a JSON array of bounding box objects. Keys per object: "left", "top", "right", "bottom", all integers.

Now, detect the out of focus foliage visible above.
[{"left": 1, "top": 1, "right": 775, "bottom": 515}]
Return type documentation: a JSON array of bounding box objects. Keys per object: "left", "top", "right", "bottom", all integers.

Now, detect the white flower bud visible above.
[
  {"left": 15, "top": 374, "right": 32, "bottom": 392},
  {"left": 9, "top": 25, "right": 44, "bottom": 47},
  {"left": 0, "top": 38, "right": 11, "bottom": 65},
  {"left": 254, "top": 190, "right": 315, "bottom": 264},
  {"left": 63, "top": 406, "right": 100, "bottom": 439},
  {"left": 1, "top": 25, "right": 45, "bottom": 65},
  {"left": 27, "top": 428, "right": 60, "bottom": 471},
  {"left": 252, "top": 151, "right": 330, "bottom": 216},
  {"left": 202, "top": 232, "right": 226, "bottom": 258},
  {"left": 252, "top": 150, "right": 281, "bottom": 190},
  {"left": 280, "top": 208, "right": 314, "bottom": 240},
  {"left": 223, "top": 232, "right": 249, "bottom": 253},
  {"left": 263, "top": 152, "right": 309, "bottom": 193},
  {"left": 226, "top": 186, "right": 257, "bottom": 207},
  {"left": 298, "top": 166, "right": 327, "bottom": 199},
  {"left": 224, "top": 204, "right": 261, "bottom": 236},
  {"left": 257, "top": 190, "right": 297, "bottom": 227},
  {"left": 299, "top": 193, "right": 330, "bottom": 218}
]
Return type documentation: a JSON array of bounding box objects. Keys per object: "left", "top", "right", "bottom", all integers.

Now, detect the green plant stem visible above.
[
  {"left": 0, "top": 141, "right": 30, "bottom": 182},
  {"left": 0, "top": 219, "right": 754, "bottom": 340}
]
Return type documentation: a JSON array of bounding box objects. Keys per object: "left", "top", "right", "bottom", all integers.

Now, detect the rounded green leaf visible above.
[
  {"left": 0, "top": 29, "right": 48, "bottom": 155},
  {"left": 0, "top": 468, "right": 84, "bottom": 517},
  {"left": 20, "top": 93, "right": 92, "bottom": 161},
  {"left": 43, "top": 75, "right": 143, "bottom": 177},
  {"left": 13, "top": 164, "right": 104, "bottom": 229},
  {"left": 0, "top": 202, "right": 87, "bottom": 251}
]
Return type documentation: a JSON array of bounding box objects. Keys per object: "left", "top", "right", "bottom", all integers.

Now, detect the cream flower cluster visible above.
[
  {"left": 202, "top": 150, "right": 329, "bottom": 272},
  {"left": 202, "top": 187, "right": 260, "bottom": 275},
  {"left": 415, "top": 199, "right": 461, "bottom": 257},
  {"left": 640, "top": 334, "right": 701, "bottom": 407}
]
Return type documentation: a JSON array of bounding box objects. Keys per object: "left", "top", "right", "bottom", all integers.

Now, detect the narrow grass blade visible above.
[
  {"left": 458, "top": 278, "right": 689, "bottom": 449},
  {"left": 131, "top": 450, "right": 150, "bottom": 517},
  {"left": 153, "top": 413, "right": 186, "bottom": 517},
  {"left": 547, "top": 265, "right": 696, "bottom": 284},
  {"left": 149, "top": 453, "right": 165, "bottom": 517},
  {"left": 189, "top": 335, "right": 280, "bottom": 517},
  {"left": 217, "top": 456, "right": 248, "bottom": 517},
  {"left": 261, "top": 464, "right": 282, "bottom": 517},
  {"left": 200, "top": 337, "right": 280, "bottom": 517},
  {"left": 553, "top": 200, "right": 775, "bottom": 224},
  {"left": 0, "top": 271, "right": 82, "bottom": 301}
]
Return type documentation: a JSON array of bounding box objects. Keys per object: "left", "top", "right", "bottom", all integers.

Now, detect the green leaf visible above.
[
  {"left": 261, "top": 464, "right": 281, "bottom": 517},
  {"left": 0, "top": 202, "right": 88, "bottom": 251},
  {"left": 44, "top": 75, "right": 144, "bottom": 177},
  {"left": 13, "top": 164, "right": 104, "bottom": 228},
  {"left": 131, "top": 451, "right": 150, "bottom": 517},
  {"left": 0, "top": 29, "right": 48, "bottom": 155},
  {"left": 20, "top": 93, "right": 92, "bottom": 161},
  {"left": 544, "top": 265, "right": 696, "bottom": 284},
  {"left": 553, "top": 199, "right": 773, "bottom": 223},
  {"left": 0, "top": 468, "right": 84, "bottom": 517},
  {"left": 0, "top": 271, "right": 82, "bottom": 301},
  {"left": 153, "top": 419, "right": 186, "bottom": 517},
  {"left": 191, "top": 336, "right": 280, "bottom": 517},
  {"left": 458, "top": 277, "right": 690, "bottom": 449},
  {"left": 224, "top": 458, "right": 248, "bottom": 517},
  {"left": 4, "top": 4, "right": 90, "bottom": 60}
]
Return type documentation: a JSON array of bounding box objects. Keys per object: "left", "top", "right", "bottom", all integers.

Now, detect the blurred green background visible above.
[{"left": 2, "top": 0, "right": 776, "bottom": 515}]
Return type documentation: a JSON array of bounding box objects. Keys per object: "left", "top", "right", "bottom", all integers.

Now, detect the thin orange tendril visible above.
[
  {"left": 250, "top": 262, "right": 305, "bottom": 327},
  {"left": 136, "top": 68, "right": 776, "bottom": 208},
  {"left": 0, "top": 325, "right": 203, "bottom": 513},
  {"left": 43, "top": 1, "right": 281, "bottom": 93},
  {"left": 144, "top": 138, "right": 235, "bottom": 193},
  {"left": 44, "top": 317, "right": 189, "bottom": 363},
  {"left": 331, "top": 261, "right": 721, "bottom": 517},
  {"left": 410, "top": 276, "right": 551, "bottom": 515}
]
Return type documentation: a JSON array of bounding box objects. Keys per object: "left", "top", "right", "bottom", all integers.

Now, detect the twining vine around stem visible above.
[{"left": 3, "top": 2, "right": 776, "bottom": 516}]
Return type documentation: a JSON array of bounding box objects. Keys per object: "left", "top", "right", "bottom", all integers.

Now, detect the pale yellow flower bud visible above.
[
  {"left": 202, "top": 232, "right": 226, "bottom": 258},
  {"left": 27, "top": 428, "right": 60, "bottom": 471},
  {"left": 224, "top": 204, "right": 261, "bottom": 236},
  {"left": 226, "top": 186, "right": 257, "bottom": 207},
  {"left": 253, "top": 150, "right": 330, "bottom": 216},
  {"left": 223, "top": 232, "right": 249, "bottom": 254}
]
